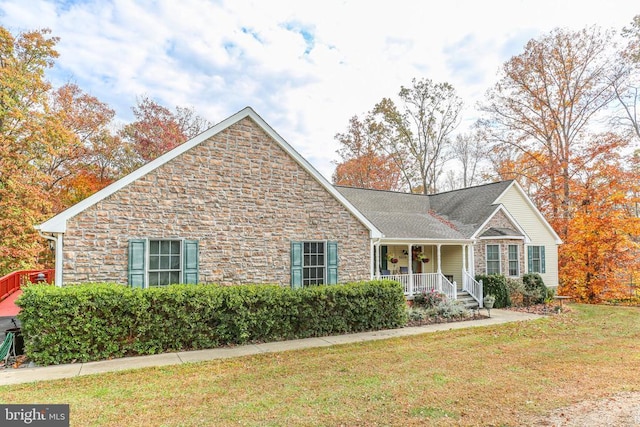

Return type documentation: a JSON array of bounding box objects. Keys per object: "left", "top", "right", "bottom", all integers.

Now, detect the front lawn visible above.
[{"left": 1, "top": 304, "right": 639, "bottom": 426}]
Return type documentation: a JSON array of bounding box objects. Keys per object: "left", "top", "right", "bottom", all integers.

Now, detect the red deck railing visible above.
[{"left": 0, "top": 269, "right": 55, "bottom": 302}]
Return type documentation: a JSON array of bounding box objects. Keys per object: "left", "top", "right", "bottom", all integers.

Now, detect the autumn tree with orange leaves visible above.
[
  {"left": 479, "top": 24, "right": 640, "bottom": 301},
  {"left": 120, "top": 96, "right": 211, "bottom": 170},
  {"left": 0, "top": 26, "right": 215, "bottom": 274},
  {"left": 0, "top": 27, "right": 58, "bottom": 274},
  {"left": 332, "top": 116, "right": 402, "bottom": 190}
]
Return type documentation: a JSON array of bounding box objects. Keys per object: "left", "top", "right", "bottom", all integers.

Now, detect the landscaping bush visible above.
[
  {"left": 505, "top": 278, "right": 525, "bottom": 306},
  {"left": 412, "top": 289, "right": 446, "bottom": 308},
  {"left": 476, "top": 274, "right": 510, "bottom": 308},
  {"left": 523, "top": 273, "right": 549, "bottom": 304},
  {"left": 16, "top": 280, "right": 407, "bottom": 365}
]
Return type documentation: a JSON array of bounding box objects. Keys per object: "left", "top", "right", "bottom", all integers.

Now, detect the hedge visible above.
[
  {"left": 476, "top": 274, "right": 510, "bottom": 308},
  {"left": 16, "top": 280, "right": 407, "bottom": 365}
]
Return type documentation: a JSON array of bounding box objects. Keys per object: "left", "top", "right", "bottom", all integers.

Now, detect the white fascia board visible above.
[
  {"left": 496, "top": 180, "right": 563, "bottom": 244},
  {"left": 380, "top": 238, "right": 473, "bottom": 245},
  {"left": 37, "top": 107, "right": 382, "bottom": 239}
]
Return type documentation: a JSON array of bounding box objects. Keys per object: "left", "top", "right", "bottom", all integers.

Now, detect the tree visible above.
[
  {"left": 120, "top": 96, "right": 212, "bottom": 166},
  {"left": 450, "top": 131, "right": 488, "bottom": 188},
  {"left": 559, "top": 133, "right": 640, "bottom": 301},
  {"left": 332, "top": 115, "right": 402, "bottom": 190},
  {"left": 369, "top": 78, "right": 463, "bottom": 194},
  {"left": 611, "top": 14, "right": 640, "bottom": 142},
  {"left": 36, "top": 83, "right": 116, "bottom": 211},
  {"left": 479, "top": 26, "right": 619, "bottom": 238},
  {"left": 0, "top": 27, "right": 58, "bottom": 273}
]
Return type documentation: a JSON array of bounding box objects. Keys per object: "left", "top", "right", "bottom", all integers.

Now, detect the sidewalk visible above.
[{"left": 0, "top": 309, "right": 542, "bottom": 386}]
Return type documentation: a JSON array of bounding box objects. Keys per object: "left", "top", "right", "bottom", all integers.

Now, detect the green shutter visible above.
[
  {"left": 291, "top": 241, "right": 303, "bottom": 289},
  {"left": 128, "top": 239, "right": 146, "bottom": 288},
  {"left": 381, "top": 245, "right": 388, "bottom": 271},
  {"left": 541, "top": 246, "right": 546, "bottom": 274},
  {"left": 327, "top": 241, "right": 338, "bottom": 285},
  {"left": 183, "top": 240, "right": 199, "bottom": 284},
  {"left": 527, "top": 246, "right": 533, "bottom": 273}
]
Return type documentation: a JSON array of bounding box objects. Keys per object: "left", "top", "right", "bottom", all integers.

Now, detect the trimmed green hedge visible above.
[
  {"left": 17, "top": 280, "right": 407, "bottom": 365},
  {"left": 476, "top": 274, "right": 511, "bottom": 308}
]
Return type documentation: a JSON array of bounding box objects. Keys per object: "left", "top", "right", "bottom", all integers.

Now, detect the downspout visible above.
[{"left": 38, "top": 231, "right": 64, "bottom": 287}]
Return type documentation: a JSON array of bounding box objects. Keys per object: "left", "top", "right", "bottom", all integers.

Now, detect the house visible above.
[{"left": 36, "top": 107, "right": 561, "bottom": 308}]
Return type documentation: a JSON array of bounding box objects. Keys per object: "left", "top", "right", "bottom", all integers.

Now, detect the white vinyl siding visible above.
[{"left": 496, "top": 184, "right": 560, "bottom": 287}]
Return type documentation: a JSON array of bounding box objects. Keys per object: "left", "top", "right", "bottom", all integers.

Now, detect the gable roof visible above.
[
  {"left": 336, "top": 180, "right": 535, "bottom": 242},
  {"left": 36, "top": 107, "right": 382, "bottom": 238}
]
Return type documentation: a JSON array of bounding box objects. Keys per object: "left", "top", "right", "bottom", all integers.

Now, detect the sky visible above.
[{"left": 1, "top": 0, "right": 638, "bottom": 181}]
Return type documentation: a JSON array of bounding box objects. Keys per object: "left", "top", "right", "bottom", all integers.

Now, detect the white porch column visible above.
[
  {"left": 407, "top": 244, "right": 413, "bottom": 296},
  {"left": 468, "top": 244, "right": 475, "bottom": 277},
  {"left": 54, "top": 233, "right": 63, "bottom": 287},
  {"left": 462, "top": 244, "right": 468, "bottom": 290},
  {"left": 437, "top": 244, "right": 442, "bottom": 292}
]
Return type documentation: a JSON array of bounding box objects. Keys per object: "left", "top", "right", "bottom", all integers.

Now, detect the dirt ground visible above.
[{"left": 529, "top": 392, "right": 640, "bottom": 426}]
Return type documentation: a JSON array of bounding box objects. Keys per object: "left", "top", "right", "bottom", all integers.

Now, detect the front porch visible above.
[{"left": 374, "top": 243, "right": 483, "bottom": 308}]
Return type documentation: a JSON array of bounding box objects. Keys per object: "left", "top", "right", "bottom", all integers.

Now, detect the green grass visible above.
[{"left": 2, "top": 304, "right": 640, "bottom": 426}]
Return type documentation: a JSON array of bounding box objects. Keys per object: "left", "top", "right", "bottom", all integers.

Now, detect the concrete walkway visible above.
[{"left": 0, "top": 309, "right": 542, "bottom": 386}]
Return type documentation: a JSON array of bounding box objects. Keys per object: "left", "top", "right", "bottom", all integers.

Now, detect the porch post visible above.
[
  {"left": 54, "top": 233, "right": 63, "bottom": 287},
  {"left": 437, "top": 244, "right": 442, "bottom": 292},
  {"left": 407, "top": 244, "right": 413, "bottom": 296},
  {"left": 462, "top": 244, "right": 467, "bottom": 290}
]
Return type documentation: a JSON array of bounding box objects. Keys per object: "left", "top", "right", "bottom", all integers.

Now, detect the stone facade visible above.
[
  {"left": 473, "top": 210, "right": 525, "bottom": 278},
  {"left": 62, "top": 117, "right": 371, "bottom": 285}
]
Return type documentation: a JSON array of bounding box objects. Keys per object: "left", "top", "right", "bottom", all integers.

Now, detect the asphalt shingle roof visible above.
[{"left": 336, "top": 180, "right": 514, "bottom": 240}]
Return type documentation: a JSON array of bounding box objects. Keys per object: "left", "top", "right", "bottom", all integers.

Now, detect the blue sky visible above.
[{"left": 1, "top": 0, "right": 638, "bottom": 181}]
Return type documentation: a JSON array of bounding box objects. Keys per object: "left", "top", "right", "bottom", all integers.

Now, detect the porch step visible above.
[{"left": 456, "top": 291, "right": 479, "bottom": 310}]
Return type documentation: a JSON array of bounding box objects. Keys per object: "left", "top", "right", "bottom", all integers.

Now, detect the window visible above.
[
  {"left": 528, "top": 246, "right": 546, "bottom": 274},
  {"left": 508, "top": 244, "right": 519, "bottom": 276},
  {"left": 303, "top": 241, "right": 325, "bottom": 286},
  {"left": 149, "top": 240, "right": 181, "bottom": 286},
  {"left": 128, "top": 239, "right": 199, "bottom": 288},
  {"left": 486, "top": 244, "right": 500, "bottom": 275},
  {"left": 291, "top": 241, "right": 338, "bottom": 288}
]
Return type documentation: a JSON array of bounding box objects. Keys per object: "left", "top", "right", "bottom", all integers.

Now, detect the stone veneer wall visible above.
[
  {"left": 473, "top": 210, "right": 525, "bottom": 277},
  {"left": 62, "top": 117, "right": 371, "bottom": 285}
]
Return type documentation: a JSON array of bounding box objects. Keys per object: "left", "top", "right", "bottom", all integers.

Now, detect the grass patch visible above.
[{"left": 1, "top": 304, "right": 640, "bottom": 426}]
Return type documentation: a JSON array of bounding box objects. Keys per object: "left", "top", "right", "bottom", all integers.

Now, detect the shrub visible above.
[
  {"left": 433, "top": 300, "right": 471, "bottom": 319},
  {"left": 412, "top": 289, "right": 446, "bottom": 308},
  {"left": 476, "top": 274, "right": 510, "bottom": 308},
  {"left": 505, "top": 278, "right": 525, "bottom": 306},
  {"left": 17, "top": 280, "right": 407, "bottom": 365},
  {"left": 523, "top": 273, "right": 549, "bottom": 304}
]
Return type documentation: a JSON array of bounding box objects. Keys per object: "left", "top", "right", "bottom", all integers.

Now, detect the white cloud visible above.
[{"left": 0, "top": 0, "right": 637, "bottom": 179}]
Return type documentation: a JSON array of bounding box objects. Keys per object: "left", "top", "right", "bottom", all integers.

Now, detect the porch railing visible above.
[
  {"left": 463, "top": 270, "right": 483, "bottom": 308},
  {"left": 0, "top": 269, "right": 54, "bottom": 301},
  {"left": 384, "top": 272, "right": 456, "bottom": 300}
]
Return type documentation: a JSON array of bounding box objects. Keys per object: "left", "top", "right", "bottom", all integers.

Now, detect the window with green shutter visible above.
[
  {"left": 290, "top": 240, "right": 338, "bottom": 288},
  {"left": 527, "top": 246, "right": 546, "bottom": 274},
  {"left": 128, "top": 239, "right": 199, "bottom": 288}
]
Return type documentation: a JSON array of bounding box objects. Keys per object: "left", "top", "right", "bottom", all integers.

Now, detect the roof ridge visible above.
[
  {"left": 430, "top": 179, "right": 514, "bottom": 197},
  {"left": 334, "top": 185, "right": 429, "bottom": 198}
]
